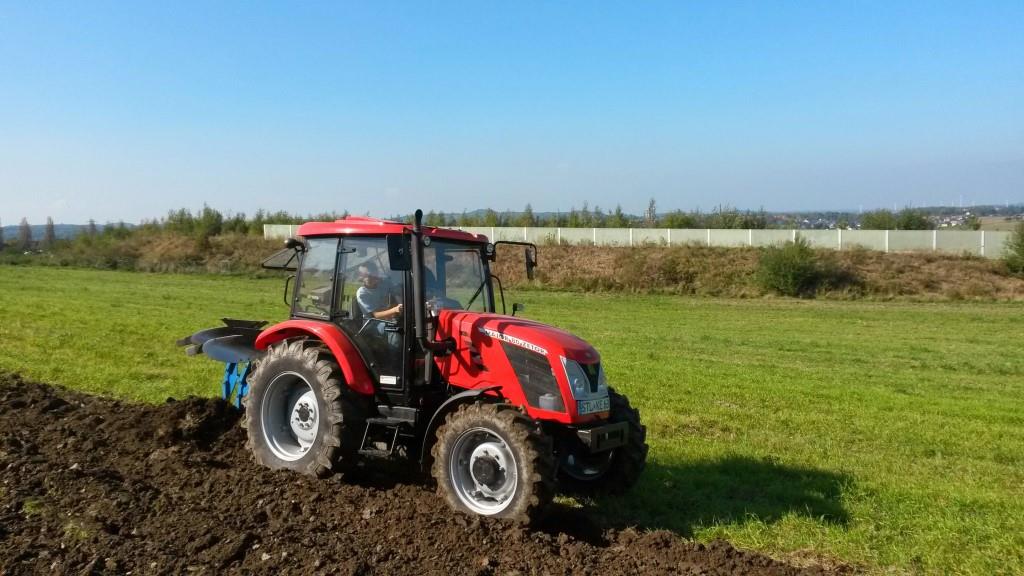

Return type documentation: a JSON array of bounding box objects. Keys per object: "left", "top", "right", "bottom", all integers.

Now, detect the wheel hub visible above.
[
  {"left": 470, "top": 452, "right": 503, "bottom": 488},
  {"left": 290, "top": 390, "right": 318, "bottom": 445}
]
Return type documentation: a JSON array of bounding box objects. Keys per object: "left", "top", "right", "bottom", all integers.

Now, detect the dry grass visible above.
[
  {"left": 979, "top": 215, "right": 1024, "bottom": 231},
  {"left": 11, "top": 233, "right": 1024, "bottom": 300},
  {"left": 6, "top": 232, "right": 281, "bottom": 275},
  {"left": 493, "top": 244, "right": 1024, "bottom": 301}
]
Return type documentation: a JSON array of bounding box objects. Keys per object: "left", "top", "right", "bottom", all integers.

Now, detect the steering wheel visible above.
[{"left": 426, "top": 296, "right": 463, "bottom": 316}]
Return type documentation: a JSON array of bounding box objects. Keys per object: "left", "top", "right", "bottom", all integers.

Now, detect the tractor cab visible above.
[
  {"left": 179, "top": 210, "right": 646, "bottom": 524},
  {"left": 264, "top": 217, "right": 534, "bottom": 405}
]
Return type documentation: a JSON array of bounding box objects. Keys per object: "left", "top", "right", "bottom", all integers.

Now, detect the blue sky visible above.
[{"left": 1, "top": 1, "right": 1022, "bottom": 224}]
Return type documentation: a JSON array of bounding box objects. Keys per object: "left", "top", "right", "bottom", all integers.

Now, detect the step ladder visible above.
[{"left": 357, "top": 417, "right": 407, "bottom": 458}]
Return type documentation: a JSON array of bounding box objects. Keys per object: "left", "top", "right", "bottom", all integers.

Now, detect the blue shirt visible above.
[{"left": 356, "top": 284, "right": 388, "bottom": 318}]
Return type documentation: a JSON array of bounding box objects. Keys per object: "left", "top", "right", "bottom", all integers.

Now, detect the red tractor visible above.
[{"left": 179, "top": 210, "right": 647, "bottom": 523}]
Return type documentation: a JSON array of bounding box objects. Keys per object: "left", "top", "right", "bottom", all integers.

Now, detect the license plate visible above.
[{"left": 577, "top": 397, "right": 610, "bottom": 415}]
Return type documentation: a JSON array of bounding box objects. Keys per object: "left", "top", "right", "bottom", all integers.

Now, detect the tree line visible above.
[
  {"left": 0, "top": 207, "right": 350, "bottom": 252},
  {"left": 1, "top": 217, "right": 59, "bottom": 251},
  {"left": 409, "top": 201, "right": 773, "bottom": 229},
  {"left": 0, "top": 203, "right": 955, "bottom": 253},
  {"left": 404, "top": 203, "right": 949, "bottom": 231}
]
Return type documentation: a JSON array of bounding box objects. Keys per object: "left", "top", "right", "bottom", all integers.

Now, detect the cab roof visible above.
[{"left": 297, "top": 216, "right": 487, "bottom": 243}]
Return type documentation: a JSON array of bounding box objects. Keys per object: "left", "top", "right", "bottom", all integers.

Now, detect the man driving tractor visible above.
[{"left": 356, "top": 261, "right": 403, "bottom": 321}]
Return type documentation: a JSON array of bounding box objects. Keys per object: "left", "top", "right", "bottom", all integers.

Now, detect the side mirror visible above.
[
  {"left": 387, "top": 234, "right": 411, "bottom": 271},
  {"left": 285, "top": 237, "right": 305, "bottom": 252},
  {"left": 512, "top": 302, "right": 525, "bottom": 316},
  {"left": 492, "top": 241, "right": 538, "bottom": 278}
]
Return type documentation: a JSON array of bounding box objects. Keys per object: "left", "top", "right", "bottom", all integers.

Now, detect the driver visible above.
[{"left": 356, "top": 261, "right": 402, "bottom": 321}]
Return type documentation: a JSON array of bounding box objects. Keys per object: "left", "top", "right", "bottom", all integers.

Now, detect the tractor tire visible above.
[
  {"left": 557, "top": 388, "right": 648, "bottom": 496},
  {"left": 243, "top": 339, "right": 368, "bottom": 478},
  {"left": 432, "top": 403, "right": 555, "bottom": 524}
]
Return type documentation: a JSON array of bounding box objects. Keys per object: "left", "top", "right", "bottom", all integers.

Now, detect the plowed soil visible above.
[{"left": 0, "top": 373, "right": 853, "bottom": 575}]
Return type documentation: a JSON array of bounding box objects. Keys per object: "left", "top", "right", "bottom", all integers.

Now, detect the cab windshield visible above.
[{"left": 423, "top": 239, "right": 491, "bottom": 313}]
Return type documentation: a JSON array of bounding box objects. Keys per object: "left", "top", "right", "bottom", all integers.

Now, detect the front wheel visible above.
[
  {"left": 432, "top": 403, "right": 555, "bottom": 524},
  {"left": 557, "top": 389, "right": 648, "bottom": 495}
]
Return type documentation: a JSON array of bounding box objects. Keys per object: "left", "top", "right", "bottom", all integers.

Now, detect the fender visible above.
[
  {"left": 254, "top": 319, "right": 375, "bottom": 396},
  {"left": 418, "top": 385, "right": 503, "bottom": 470}
]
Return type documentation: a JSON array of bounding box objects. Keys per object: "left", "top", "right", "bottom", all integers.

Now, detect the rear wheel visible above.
[
  {"left": 243, "top": 339, "right": 368, "bottom": 477},
  {"left": 557, "top": 389, "right": 648, "bottom": 495},
  {"left": 432, "top": 403, "right": 554, "bottom": 524}
]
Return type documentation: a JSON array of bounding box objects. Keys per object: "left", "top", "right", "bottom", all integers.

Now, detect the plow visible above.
[{"left": 177, "top": 318, "right": 266, "bottom": 408}]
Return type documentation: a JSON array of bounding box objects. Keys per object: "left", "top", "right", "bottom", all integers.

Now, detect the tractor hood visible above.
[
  {"left": 437, "top": 310, "right": 600, "bottom": 365},
  {"left": 434, "top": 309, "right": 609, "bottom": 424}
]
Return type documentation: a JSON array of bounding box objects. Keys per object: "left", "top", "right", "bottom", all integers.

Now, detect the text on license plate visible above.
[{"left": 577, "top": 397, "right": 610, "bottom": 414}]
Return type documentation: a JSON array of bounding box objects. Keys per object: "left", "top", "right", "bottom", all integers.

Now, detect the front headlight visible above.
[
  {"left": 560, "top": 357, "right": 590, "bottom": 398},
  {"left": 597, "top": 364, "right": 608, "bottom": 391}
]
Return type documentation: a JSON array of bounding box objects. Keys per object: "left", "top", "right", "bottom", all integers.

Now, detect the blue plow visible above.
[{"left": 176, "top": 318, "right": 267, "bottom": 408}]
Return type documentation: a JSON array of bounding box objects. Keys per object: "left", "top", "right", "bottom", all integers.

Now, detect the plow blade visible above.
[{"left": 176, "top": 318, "right": 268, "bottom": 363}]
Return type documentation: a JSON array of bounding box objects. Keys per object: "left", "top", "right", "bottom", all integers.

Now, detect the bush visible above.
[
  {"left": 859, "top": 210, "right": 897, "bottom": 230},
  {"left": 860, "top": 208, "right": 934, "bottom": 230},
  {"left": 756, "top": 236, "right": 822, "bottom": 297},
  {"left": 1005, "top": 222, "right": 1024, "bottom": 276},
  {"left": 895, "top": 208, "right": 934, "bottom": 230}
]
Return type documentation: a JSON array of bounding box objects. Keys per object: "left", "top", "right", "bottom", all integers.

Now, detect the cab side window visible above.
[
  {"left": 442, "top": 247, "right": 488, "bottom": 312},
  {"left": 336, "top": 237, "right": 403, "bottom": 319},
  {"left": 294, "top": 238, "right": 338, "bottom": 317}
]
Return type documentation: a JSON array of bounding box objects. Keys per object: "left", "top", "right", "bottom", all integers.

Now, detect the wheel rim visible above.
[
  {"left": 449, "top": 427, "right": 518, "bottom": 515},
  {"left": 261, "top": 371, "right": 319, "bottom": 462}
]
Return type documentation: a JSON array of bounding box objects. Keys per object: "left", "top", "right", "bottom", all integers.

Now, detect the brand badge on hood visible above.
[{"left": 479, "top": 327, "right": 548, "bottom": 356}]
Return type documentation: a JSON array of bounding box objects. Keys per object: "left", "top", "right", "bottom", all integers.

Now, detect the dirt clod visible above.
[{"left": 0, "top": 373, "right": 852, "bottom": 575}]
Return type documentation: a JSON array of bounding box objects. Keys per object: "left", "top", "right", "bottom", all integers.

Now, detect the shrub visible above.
[
  {"left": 1005, "top": 222, "right": 1024, "bottom": 276},
  {"left": 859, "top": 210, "right": 897, "bottom": 230},
  {"left": 756, "top": 236, "right": 822, "bottom": 297},
  {"left": 895, "top": 208, "right": 934, "bottom": 230}
]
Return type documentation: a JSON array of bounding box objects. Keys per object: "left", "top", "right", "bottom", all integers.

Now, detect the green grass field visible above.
[{"left": 1, "top": 265, "right": 1022, "bottom": 574}]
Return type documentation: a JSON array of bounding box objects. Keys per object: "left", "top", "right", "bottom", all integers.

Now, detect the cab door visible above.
[{"left": 332, "top": 236, "right": 410, "bottom": 392}]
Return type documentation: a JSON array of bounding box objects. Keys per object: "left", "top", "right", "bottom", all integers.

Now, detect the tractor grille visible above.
[{"left": 501, "top": 343, "right": 565, "bottom": 413}]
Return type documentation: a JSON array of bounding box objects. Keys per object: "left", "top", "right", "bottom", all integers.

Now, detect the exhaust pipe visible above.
[{"left": 411, "top": 209, "right": 452, "bottom": 360}]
